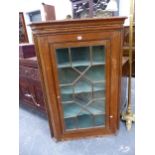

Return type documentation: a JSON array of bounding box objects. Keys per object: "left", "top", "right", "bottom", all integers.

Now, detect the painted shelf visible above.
[
  {"left": 58, "top": 65, "right": 105, "bottom": 85},
  {"left": 58, "top": 61, "right": 105, "bottom": 68},
  {"left": 61, "top": 82, "right": 105, "bottom": 94},
  {"left": 63, "top": 99, "right": 105, "bottom": 119}
]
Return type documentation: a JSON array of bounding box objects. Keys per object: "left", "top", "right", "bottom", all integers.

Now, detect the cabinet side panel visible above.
[
  {"left": 118, "top": 29, "right": 124, "bottom": 129},
  {"left": 110, "top": 31, "right": 122, "bottom": 132},
  {"left": 33, "top": 35, "right": 62, "bottom": 139}
]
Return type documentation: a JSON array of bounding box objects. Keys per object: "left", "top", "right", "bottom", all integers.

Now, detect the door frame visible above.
[{"left": 49, "top": 39, "right": 113, "bottom": 140}]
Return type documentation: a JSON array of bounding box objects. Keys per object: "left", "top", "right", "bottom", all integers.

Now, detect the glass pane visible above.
[
  {"left": 74, "top": 78, "right": 92, "bottom": 94},
  {"left": 58, "top": 68, "right": 79, "bottom": 84},
  {"left": 63, "top": 103, "right": 81, "bottom": 118},
  {"left": 92, "top": 46, "right": 105, "bottom": 65},
  {"left": 74, "top": 92, "right": 92, "bottom": 106},
  {"left": 85, "top": 65, "right": 105, "bottom": 82},
  {"left": 77, "top": 114, "right": 93, "bottom": 128},
  {"left": 88, "top": 99, "right": 105, "bottom": 115},
  {"left": 71, "top": 47, "right": 90, "bottom": 67},
  {"left": 64, "top": 117, "right": 77, "bottom": 130},
  {"left": 95, "top": 114, "right": 105, "bottom": 126},
  {"left": 93, "top": 82, "right": 105, "bottom": 98},
  {"left": 56, "top": 48, "right": 70, "bottom": 68},
  {"left": 55, "top": 45, "right": 106, "bottom": 130},
  {"left": 61, "top": 86, "right": 73, "bottom": 102}
]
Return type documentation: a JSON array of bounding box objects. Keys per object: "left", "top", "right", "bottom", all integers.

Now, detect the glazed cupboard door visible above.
[{"left": 51, "top": 40, "right": 112, "bottom": 139}]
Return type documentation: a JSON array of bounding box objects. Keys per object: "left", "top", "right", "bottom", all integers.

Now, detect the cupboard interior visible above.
[{"left": 56, "top": 45, "right": 106, "bottom": 130}]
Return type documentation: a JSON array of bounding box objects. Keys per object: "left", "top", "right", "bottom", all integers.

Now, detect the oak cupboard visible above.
[{"left": 30, "top": 17, "right": 126, "bottom": 141}]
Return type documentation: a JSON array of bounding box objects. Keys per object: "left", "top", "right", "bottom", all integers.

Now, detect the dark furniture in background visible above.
[
  {"left": 19, "top": 43, "right": 36, "bottom": 58},
  {"left": 19, "top": 2, "right": 56, "bottom": 112},
  {"left": 28, "top": 10, "right": 42, "bottom": 22},
  {"left": 19, "top": 44, "right": 46, "bottom": 112},
  {"left": 70, "top": 0, "right": 116, "bottom": 19},
  {"left": 42, "top": 3, "right": 56, "bottom": 21},
  {"left": 27, "top": 3, "right": 56, "bottom": 23},
  {"left": 19, "top": 12, "right": 29, "bottom": 43},
  {"left": 30, "top": 17, "right": 126, "bottom": 141},
  {"left": 19, "top": 57, "right": 46, "bottom": 112}
]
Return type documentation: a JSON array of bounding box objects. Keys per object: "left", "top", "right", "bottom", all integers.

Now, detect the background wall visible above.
[
  {"left": 19, "top": 0, "right": 72, "bottom": 43},
  {"left": 119, "top": 0, "right": 130, "bottom": 26}
]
